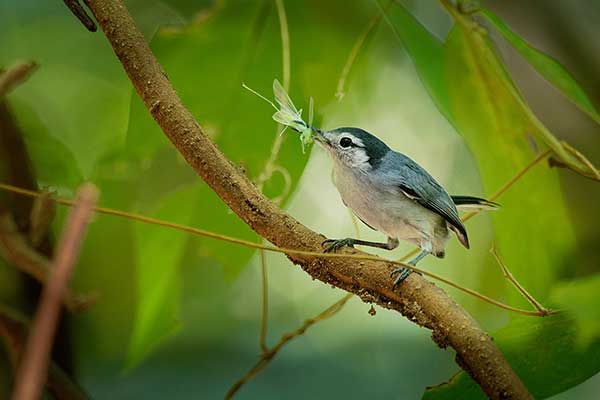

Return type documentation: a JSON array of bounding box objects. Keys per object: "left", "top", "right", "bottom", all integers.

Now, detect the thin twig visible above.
[
  {"left": 28, "top": 189, "right": 57, "bottom": 247},
  {"left": 0, "top": 181, "right": 552, "bottom": 317},
  {"left": 0, "top": 214, "right": 96, "bottom": 312},
  {"left": 255, "top": 0, "right": 291, "bottom": 356},
  {"left": 255, "top": 0, "right": 292, "bottom": 196},
  {"left": 225, "top": 293, "right": 353, "bottom": 399},
  {"left": 490, "top": 244, "right": 553, "bottom": 315},
  {"left": 0, "top": 61, "right": 38, "bottom": 99},
  {"left": 335, "top": 2, "right": 387, "bottom": 100},
  {"left": 11, "top": 183, "right": 98, "bottom": 400},
  {"left": 461, "top": 148, "right": 552, "bottom": 223},
  {"left": 241, "top": 209, "right": 364, "bottom": 392},
  {"left": 62, "top": 0, "right": 97, "bottom": 32}
]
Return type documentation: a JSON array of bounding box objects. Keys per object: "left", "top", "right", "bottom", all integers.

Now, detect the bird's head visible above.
[{"left": 314, "top": 127, "right": 390, "bottom": 171}]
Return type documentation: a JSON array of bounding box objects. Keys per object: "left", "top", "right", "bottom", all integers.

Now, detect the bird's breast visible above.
[{"left": 333, "top": 167, "right": 435, "bottom": 242}]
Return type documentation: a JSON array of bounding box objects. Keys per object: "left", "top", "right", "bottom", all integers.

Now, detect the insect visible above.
[{"left": 243, "top": 79, "right": 315, "bottom": 153}]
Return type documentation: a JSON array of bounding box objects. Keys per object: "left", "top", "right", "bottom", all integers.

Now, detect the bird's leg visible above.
[
  {"left": 322, "top": 237, "right": 399, "bottom": 253},
  {"left": 391, "top": 249, "right": 429, "bottom": 287}
]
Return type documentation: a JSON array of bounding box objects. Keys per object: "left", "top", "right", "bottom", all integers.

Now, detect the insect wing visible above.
[{"left": 273, "top": 79, "right": 299, "bottom": 114}]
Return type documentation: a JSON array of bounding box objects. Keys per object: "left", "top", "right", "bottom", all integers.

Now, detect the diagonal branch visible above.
[
  {"left": 75, "top": 1, "right": 531, "bottom": 398},
  {"left": 11, "top": 183, "right": 97, "bottom": 400}
]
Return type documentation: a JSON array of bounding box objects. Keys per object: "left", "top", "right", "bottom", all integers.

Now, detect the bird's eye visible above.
[{"left": 339, "top": 137, "right": 353, "bottom": 148}]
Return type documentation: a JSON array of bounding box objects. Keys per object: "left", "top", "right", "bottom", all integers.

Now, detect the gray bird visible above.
[{"left": 313, "top": 127, "right": 497, "bottom": 286}]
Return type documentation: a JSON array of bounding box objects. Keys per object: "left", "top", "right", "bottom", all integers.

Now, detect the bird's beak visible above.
[{"left": 312, "top": 128, "right": 329, "bottom": 146}]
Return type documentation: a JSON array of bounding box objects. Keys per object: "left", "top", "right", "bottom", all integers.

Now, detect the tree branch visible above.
[
  {"left": 78, "top": 1, "right": 531, "bottom": 398},
  {"left": 0, "top": 213, "right": 96, "bottom": 312},
  {"left": 63, "top": 0, "right": 97, "bottom": 32},
  {"left": 0, "top": 306, "right": 89, "bottom": 400},
  {"left": 0, "top": 62, "right": 38, "bottom": 99},
  {"left": 11, "top": 183, "right": 97, "bottom": 400}
]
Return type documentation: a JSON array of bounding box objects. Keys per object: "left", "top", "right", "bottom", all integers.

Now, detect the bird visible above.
[{"left": 312, "top": 127, "right": 498, "bottom": 286}]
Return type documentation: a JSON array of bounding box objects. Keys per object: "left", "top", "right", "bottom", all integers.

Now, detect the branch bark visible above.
[{"left": 80, "top": 1, "right": 532, "bottom": 398}]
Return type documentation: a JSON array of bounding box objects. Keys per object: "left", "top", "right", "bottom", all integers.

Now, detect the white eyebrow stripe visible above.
[{"left": 348, "top": 135, "right": 364, "bottom": 147}]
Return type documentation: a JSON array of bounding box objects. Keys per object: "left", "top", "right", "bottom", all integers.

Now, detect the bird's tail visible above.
[{"left": 451, "top": 195, "right": 499, "bottom": 211}]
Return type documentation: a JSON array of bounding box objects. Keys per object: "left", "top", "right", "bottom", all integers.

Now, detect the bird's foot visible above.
[
  {"left": 390, "top": 267, "right": 412, "bottom": 287},
  {"left": 322, "top": 238, "right": 355, "bottom": 253}
]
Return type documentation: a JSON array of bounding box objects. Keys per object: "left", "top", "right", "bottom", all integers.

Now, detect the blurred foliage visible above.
[
  {"left": 480, "top": 8, "right": 600, "bottom": 124},
  {"left": 381, "top": 1, "right": 599, "bottom": 398},
  {"left": 424, "top": 314, "right": 600, "bottom": 400},
  {"left": 0, "top": 0, "right": 599, "bottom": 399}
]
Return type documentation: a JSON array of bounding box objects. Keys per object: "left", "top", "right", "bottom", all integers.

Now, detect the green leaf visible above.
[
  {"left": 480, "top": 8, "right": 600, "bottom": 125},
  {"left": 9, "top": 98, "right": 83, "bottom": 188},
  {"left": 382, "top": 1, "right": 598, "bottom": 179},
  {"left": 421, "top": 15, "right": 593, "bottom": 400},
  {"left": 0, "top": 0, "right": 183, "bottom": 179},
  {"left": 380, "top": 5, "right": 594, "bottom": 397},
  {"left": 379, "top": 0, "right": 453, "bottom": 125},
  {"left": 550, "top": 275, "right": 600, "bottom": 348},
  {"left": 442, "top": 22, "right": 577, "bottom": 303},
  {"left": 125, "top": 184, "right": 199, "bottom": 369},
  {"left": 423, "top": 314, "right": 600, "bottom": 400}
]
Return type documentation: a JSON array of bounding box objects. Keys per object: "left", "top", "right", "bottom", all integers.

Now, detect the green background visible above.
[{"left": 1, "top": 0, "right": 599, "bottom": 398}]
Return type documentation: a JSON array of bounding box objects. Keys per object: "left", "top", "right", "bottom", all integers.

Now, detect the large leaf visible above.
[
  {"left": 423, "top": 314, "right": 600, "bottom": 400},
  {"left": 480, "top": 8, "right": 600, "bottom": 125},
  {"left": 442, "top": 24, "right": 576, "bottom": 303},
  {"left": 381, "top": 1, "right": 598, "bottom": 180},
  {"left": 424, "top": 9, "right": 598, "bottom": 400},
  {"left": 126, "top": 184, "right": 199, "bottom": 369},
  {"left": 8, "top": 98, "right": 83, "bottom": 188},
  {"left": 379, "top": 0, "right": 452, "bottom": 124},
  {"left": 550, "top": 274, "right": 600, "bottom": 348},
  {"left": 0, "top": 0, "right": 182, "bottom": 179}
]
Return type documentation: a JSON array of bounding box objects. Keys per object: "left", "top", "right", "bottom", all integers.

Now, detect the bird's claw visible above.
[
  {"left": 322, "top": 238, "right": 355, "bottom": 253},
  {"left": 390, "top": 267, "right": 412, "bottom": 288}
]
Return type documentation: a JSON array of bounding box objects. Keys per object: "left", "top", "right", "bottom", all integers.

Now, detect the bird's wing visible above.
[{"left": 382, "top": 152, "right": 469, "bottom": 249}]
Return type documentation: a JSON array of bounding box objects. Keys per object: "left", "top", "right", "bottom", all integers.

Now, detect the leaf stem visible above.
[
  {"left": 336, "top": 2, "right": 386, "bottom": 100},
  {"left": 490, "top": 244, "right": 553, "bottom": 315}
]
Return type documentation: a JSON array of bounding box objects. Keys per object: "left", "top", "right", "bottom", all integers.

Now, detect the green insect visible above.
[{"left": 243, "top": 79, "right": 315, "bottom": 153}]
